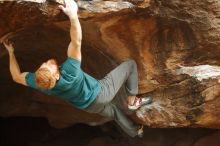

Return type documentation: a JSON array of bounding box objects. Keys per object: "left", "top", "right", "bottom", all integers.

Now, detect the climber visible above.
[{"left": 2, "top": 0, "right": 152, "bottom": 137}]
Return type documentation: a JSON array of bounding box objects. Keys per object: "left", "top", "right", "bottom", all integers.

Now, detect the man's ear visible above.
[{"left": 55, "top": 73, "right": 60, "bottom": 80}]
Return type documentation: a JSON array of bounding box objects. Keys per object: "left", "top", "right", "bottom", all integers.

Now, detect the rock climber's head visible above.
[{"left": 35, "top": 58, "right": 60, "bottom": 90}]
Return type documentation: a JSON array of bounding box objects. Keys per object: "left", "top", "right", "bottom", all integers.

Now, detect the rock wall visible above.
[{"left": 0, "top": 0, "right": 220, "bottom": 129}]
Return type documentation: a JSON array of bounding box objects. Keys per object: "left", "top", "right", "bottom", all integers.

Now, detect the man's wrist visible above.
[
  {"left": 69, "top": 13, "right": 78, "bottom": 20},
  {"left": 8, "top": 51, "right": 14, "bottom": 56},
  {"left": 69, "top": 17, "right": 78, "bottom": 22}
]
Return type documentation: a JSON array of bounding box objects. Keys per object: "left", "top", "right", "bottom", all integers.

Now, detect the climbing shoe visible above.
[{"left": 128, "top": 96, "right": 153, "bottom": 110}]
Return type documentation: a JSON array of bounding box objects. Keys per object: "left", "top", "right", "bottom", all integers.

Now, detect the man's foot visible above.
[
  {"left": 137, "top": 125, "right": 144, "bottom": 138},
  {"left": 128, "top": 96, "right": 153, "bottom": 110}
]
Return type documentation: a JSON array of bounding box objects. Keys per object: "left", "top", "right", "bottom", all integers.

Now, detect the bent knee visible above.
[{"left": 125, "top": 59, "right": 137, "bottom": 69}]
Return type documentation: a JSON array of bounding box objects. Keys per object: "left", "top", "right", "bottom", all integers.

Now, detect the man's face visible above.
[{"left": 39, "top": 59, "right": 60, "bottom": 79}]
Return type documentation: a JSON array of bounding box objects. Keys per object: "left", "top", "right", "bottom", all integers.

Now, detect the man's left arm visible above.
[{"left": 3, "top": 39, "right": 28, "bottom": 86}]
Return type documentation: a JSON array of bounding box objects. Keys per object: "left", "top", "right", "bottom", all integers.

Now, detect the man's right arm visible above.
[{"left": 59, "top": 0, "right": 82, "bottom": 62}]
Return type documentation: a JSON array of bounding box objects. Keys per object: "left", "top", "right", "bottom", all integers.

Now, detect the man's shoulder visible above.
[
  {"left": 25, "top": 72, "right": 38, "bottom": 89},
  {"left": 60, "top": 57, "right": 81, "bottom": 73},
  {"left": 62, "top": 57, "right": 81, "bottom": 66}
]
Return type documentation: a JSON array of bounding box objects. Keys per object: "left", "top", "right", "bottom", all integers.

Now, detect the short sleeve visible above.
[
  {"left": 25, "top": 72, "right": 38, "bottom": 89},
  {"left": 60, "top": 57, "right": 81, "bottom": 76}
]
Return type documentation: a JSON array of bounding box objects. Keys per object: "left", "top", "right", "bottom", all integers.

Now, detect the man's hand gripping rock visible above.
[{"left": 59, "top": 0, "right": 78, "bottom": 19}]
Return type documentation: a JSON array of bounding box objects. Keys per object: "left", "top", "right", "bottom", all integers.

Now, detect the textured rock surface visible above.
[{"left": 0, "top": 0, "right": 220, "bottom": 130}]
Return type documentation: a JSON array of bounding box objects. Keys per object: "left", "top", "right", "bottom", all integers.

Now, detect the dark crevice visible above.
[{"left": 0, "top": 116, "right": 218, "bottom": 146}]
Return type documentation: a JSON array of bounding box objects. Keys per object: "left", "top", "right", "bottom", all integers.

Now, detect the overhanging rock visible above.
[{"left": 0, "top": 0, "right": 220, "bottom": 129}]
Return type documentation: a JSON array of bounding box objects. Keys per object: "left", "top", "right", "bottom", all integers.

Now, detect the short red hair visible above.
[{"left": 35, "top": 68, "right": 56, "bottom": 89}]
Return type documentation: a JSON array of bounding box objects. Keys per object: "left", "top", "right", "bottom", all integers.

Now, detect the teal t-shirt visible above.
[{"left": 25, "top": 57, "right": 101, "bottom": 109}]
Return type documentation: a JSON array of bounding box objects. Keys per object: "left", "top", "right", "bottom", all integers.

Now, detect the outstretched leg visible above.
[
  {"left": 85, "top": 60, "right": 145, "bottom": 137},
  {"left": 99, "top": 102, "right": 139, "bottom": 137}
]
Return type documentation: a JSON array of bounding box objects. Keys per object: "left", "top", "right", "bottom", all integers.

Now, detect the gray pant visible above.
[{"left": 85, "top": 60, "right": 139, "bottom": 137}]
